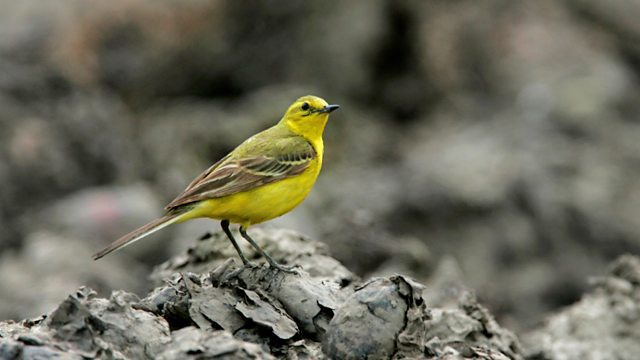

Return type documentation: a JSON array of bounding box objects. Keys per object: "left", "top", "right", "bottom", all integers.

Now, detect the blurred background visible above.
[{"left": 1, "top": 0, "right": 639, "bottom": 335}]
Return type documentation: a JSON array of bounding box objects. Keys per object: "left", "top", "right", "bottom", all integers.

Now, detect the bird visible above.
[{"left": 93, "top": 95, "right": 339, "bottom": 271}]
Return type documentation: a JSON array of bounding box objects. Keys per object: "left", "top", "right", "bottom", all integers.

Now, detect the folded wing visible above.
[{"left": 165, "top": 138, "right": 315, "bottom": 210}]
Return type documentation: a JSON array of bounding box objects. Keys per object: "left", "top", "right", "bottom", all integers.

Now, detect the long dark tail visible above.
[{"left": 92, "top": 213, "right": 182, "bottom": 260}]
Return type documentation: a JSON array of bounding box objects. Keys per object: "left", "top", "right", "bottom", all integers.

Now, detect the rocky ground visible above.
[{"left": 1, "top": 230, "right": 640, "bottom": 359}]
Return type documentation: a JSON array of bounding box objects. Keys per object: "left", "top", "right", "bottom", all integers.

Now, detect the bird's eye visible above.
[{"left": 301, "top": 102, "right": 310, "bottom": 111}]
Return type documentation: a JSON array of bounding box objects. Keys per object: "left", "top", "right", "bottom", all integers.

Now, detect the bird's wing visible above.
[{"left": 165, "top": 136, "right": 316, "bottom": 210}]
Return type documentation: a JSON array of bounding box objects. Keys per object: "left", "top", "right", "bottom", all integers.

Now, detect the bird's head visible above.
[{"left": 281, "top": 95, "right": 339, "bottom": 140}]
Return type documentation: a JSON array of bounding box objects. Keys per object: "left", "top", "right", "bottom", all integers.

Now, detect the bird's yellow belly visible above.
[{"left": 185, "top": 160, "right": 321, "bottom": 227}]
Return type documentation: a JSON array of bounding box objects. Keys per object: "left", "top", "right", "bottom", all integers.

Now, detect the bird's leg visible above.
[
  {"left": 238, "top": 226, "right": 297, "bottom": 272},
  {"left": 221, "top": 220, "right": 251, "bottom": 266}
]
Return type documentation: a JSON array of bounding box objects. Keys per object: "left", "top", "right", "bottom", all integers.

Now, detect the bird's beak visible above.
[{"left": 320, "top": 104, "right": 340, "bottom": 113}]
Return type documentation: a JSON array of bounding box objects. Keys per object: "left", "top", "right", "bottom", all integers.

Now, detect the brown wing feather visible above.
[
  {"left": 165, "top": 150, "right": 315, "bottom": 210},
  {"left": 182, "top": 154, "right": 231, "bottom": 193}
]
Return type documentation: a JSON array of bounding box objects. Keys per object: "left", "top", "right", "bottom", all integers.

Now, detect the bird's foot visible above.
[
  {"left": 241, "top": 260, "right": 259, "bottom": 269},
  {"left": 268, "top": 261, "right": 300, "bottom": 274}
]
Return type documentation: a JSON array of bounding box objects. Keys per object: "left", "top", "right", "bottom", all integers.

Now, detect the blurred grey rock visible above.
[
  {"left": 566, "top": 0, "right": 640, "bottom": 58},
  {"left": 523, "top": 254, "right": 640, "bottom": 360},
  {"left": 0, "top": 231, "right": 148, "bottom": 321},
  {"left": 402, "top": 120, "right": 520, "bottom": 208},
  {"left": 0, "top": 90, "right": 143, "bottom": 255},
  {"left": 32, "top": 184, "right": 164, "bottom": 252},
  {"left": 423, "top": 256, "right": 470, "bottom": 309},
  {"left": 0, "top": 91, "right": 141, "bottom": 214}
]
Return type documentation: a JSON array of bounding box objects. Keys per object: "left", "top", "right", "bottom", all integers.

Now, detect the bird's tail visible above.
[{"left": 92, "top": 213, "right": 183, "bottom": 260}]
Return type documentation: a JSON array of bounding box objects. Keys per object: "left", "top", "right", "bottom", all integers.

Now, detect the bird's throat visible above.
[{"left": 284, "top": 116, "right": 329, "bottom": 145}]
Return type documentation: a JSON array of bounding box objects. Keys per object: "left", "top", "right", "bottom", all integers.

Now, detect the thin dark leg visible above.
[
  {"left": 238, "top": 226, "right": 296, "bottom": 272},
  {"left": 221, "top": 220, "right": 250, "bottom": 266}
]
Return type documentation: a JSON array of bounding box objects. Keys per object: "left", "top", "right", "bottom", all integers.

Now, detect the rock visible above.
[
  {"left": 323, "top": 275, "right": 521, "bottom": 360},
  {"left": 0, "top": 287, "right": 171, "bottom": 359},
  {"left": 0, "top": 229, "right": 526, "bottom": 359},
  {"left": 145, "top": 258, "right": 347, "bottom": 343},
  {"left": 46, "top": 288, "right": 170, "bottom": 359},
  {"left": 150, "top": 227, "right": 355, "bottom": 288},
  {"left": 323, "top": 275, "right": 429, "bottom": 359},
  {"left": 0, "top": 231, "right": 148, "bottom": 321},
  {"left": 523, "top": 254, "right": 640, "bottom": 360},
  {"left": 566, "top": 0, "right": 640, "bottom": 59},
  {"left": 424, "top": 291, "right": 523, "bottom": 359},
  {"left": 31, "top": 184, "right": 169, "bottom": 261},
  {"left": 14, "top": 232, "right": 640, "bottom": 360},
  {"left": 156, "top": 327, "right": 276, "bottom": 360}
]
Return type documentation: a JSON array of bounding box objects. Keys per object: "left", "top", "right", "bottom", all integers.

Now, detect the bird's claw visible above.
[
  {"left": 270, "top": 262, "right": 300, "bottom": 274},
  {"left": 241, "top": 260, "right": 259, "bottom": 269}
]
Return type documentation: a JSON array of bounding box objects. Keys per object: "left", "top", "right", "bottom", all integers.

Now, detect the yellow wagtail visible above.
[{"left": 93, "top": 95, "right": 339, "bottom": 271}]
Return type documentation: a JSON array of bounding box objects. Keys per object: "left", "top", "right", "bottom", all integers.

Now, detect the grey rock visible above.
[
  {"left": 143, "top": 252, "right": 347, "bottom": 345},
  {"left": 0, "top": 229, "right": 533, "bottom": 359},
  {"left": 234, "top": 288, "right": 298, "bottom": 340},
  {"left": 322, "top": 275, "right": 429, "bottom": 359},
  {"left": 33, "top": 184, "right": 165, "bottom": 256},
  {"left": 523, "top": 255, "right": 640, "bottom": 360},
  {"left": 0, "top": 338, "right": 23, "bottom": 360},
  {"left": 0, "top": 287, "right": 171, "bottom": 360},
  {"left": 44, "top": 287, "right": 171, "bottom": 359},
  {"left": 21, "top": 345, "right": 83, "bottom": 360},
  {"left": 135, "top": 277, "right": 192, "bottom": 330},
  {"left": 151, "top": 227, "right": 356, "bottom": 289},
  {"left": 188, "top": 282, "right": 246, "bottom": 333},
  {"left": 207, "top": 259, "right": 346, "bottom": 340},
  {"left": 323, "top": 274, "right": 521, "bottom": 360},
  {"left": 156, "top": 327, "right": 276, "bottom": 360},
  {"left": 0, "top": 231, "right": 148, "bottom": 321},
  {"left": 284, "top": 340, "right": 325, "bottom": 360},
  {"left": 424, "top": 292, "right": 522, "bottom": 359}
]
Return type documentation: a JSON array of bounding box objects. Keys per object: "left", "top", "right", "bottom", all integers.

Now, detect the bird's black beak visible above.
[{"left": 320, "top": 104, "right": 340, "bottom": 113}]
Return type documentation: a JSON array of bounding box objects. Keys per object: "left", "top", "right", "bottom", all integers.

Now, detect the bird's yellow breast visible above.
[{"left": 183, "top": 155, "right": 322, "bottom": 227}]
